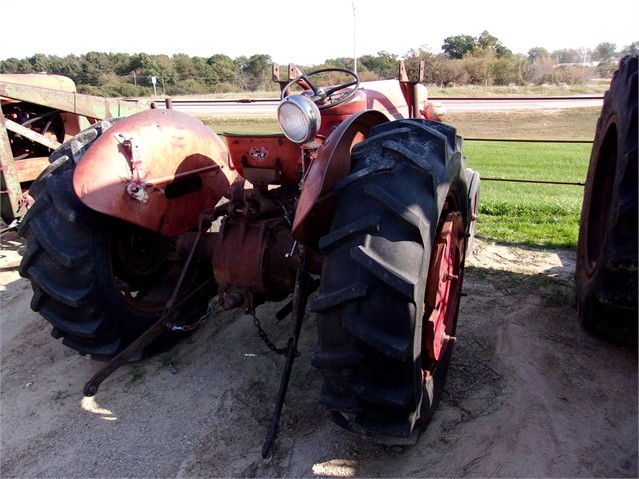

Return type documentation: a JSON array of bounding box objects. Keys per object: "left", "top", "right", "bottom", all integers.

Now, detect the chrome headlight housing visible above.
[{"left": 277, "top": 95, "right": 321, "bottom": 144}]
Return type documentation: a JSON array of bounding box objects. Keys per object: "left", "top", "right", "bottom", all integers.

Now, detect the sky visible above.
[{"left": 1, "top": 0, "right": 637, "bottom": 65}]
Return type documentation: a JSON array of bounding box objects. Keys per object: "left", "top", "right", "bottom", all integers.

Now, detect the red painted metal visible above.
[
  {"left": 317, "top": 80, "right": 426, "bottom": 133},
  {"left": 424, "top": 211, "right": 465, "bottom": 361},
  {"left": 222, "top": 133, "right": 302, "bottom": 185},
  {"left": 292, "top": 109, "right": 389, "bottom": 249},
  {"left": 213, "top": 217, "right": 298, "bottom": 303},
  {"left": 73, "top": 109, "right": 238, "bottom": 237}
]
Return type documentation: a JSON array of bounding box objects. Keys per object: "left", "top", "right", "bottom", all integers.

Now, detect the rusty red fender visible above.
[
  {"left": 292, "top": 109, "right": 389, "bottom": 250},
  {"left": 73, "top": 109, "right": 238, "bottom": 237}
]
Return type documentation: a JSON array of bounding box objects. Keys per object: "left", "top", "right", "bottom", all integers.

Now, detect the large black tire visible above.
[
  {"left": 575, "top": 55, "right": 638, "bottom": 344},
  {"left": 312, "top": 119, "right": 469, "bottom": 443},
  {"left": 19, "top": 120, "right": 214, "bottom": 359}
]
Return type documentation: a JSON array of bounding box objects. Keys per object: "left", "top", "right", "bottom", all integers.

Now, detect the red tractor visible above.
[{"left": 17, "top": 63, "right": 479, "bottom": 456}]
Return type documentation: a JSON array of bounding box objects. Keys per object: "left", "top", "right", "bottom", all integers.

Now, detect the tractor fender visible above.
[
  {"left": 292, "top": 109, "right": 389, "bottom": 250},
  {"left": 73, "top": 109, "right": 238, "bottom": 237}
]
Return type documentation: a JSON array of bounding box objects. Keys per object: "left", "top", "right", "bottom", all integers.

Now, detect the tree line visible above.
[{"left": 1, "top": 31, "right": 637, "bottom": 97}]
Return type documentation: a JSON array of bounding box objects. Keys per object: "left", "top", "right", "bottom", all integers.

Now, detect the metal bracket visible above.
[
  {"left": 114, "top": 132, "right": 149, "bottom": 203},
  {"left": 272, "top": 63, "right": 304, "bottom": 96},
  {"left": 398, "top": 59, "right": 425, "bottom": 119}
]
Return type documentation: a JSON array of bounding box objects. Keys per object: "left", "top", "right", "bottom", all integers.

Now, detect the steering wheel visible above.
[{"left": 280, "top": 68, "right": 360, "bottom": 110}]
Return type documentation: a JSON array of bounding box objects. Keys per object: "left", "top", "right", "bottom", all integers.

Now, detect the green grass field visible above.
[
  {"left": 465, "top": 141, "right": 590, "bottom": 248},
  {"left": 448, "top": 108, "right": 597, "bottom": 248},
  {"left": 202, "top": 106, "right": 599, "bottom": 249}
]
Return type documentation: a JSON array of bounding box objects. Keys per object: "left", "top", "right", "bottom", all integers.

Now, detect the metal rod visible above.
[
  {"left": 351, "top": 0, "right": 357, "bottom": 75},
  {"left": 83, "top": 314, "right": 169, "bottom": 396},
  {"left": 82, "top": 276, "right": 215, "bottom": 396},
  {"left": 3, "top": 117, "right": 62, "bottom": 150},
  {"left": 149, "top": 95, "right": 604, "bottom": 105},
  {"left": 482, "top": 177, "right": 585, "bottom": 186},
  {"left": 83, "top": 210, "right": 216, "bottom": 396},
  {"left": 262, "top": 247, "right": 311, "bottom": 458},
  {"left": 429, "top": 95, "right": 604, "bottom": 101},
  {"left": 465, "top": 137, "right": 593, "bottom": 144}
]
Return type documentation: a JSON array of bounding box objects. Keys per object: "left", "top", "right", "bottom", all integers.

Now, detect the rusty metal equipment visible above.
[
  {"left": 0, "top": 74, "right": 154, "bottom": 226},
  {"left": 16, "top": 61, "right": 478, "bottom": 457}
]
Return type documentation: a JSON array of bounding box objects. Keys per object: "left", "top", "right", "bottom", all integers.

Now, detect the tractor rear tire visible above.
[
  {"left": 575, "top": 55, "right": 638, "bottom": 344},
  {"left": 19, "top": 120, "right": 213, "bottom": 359},
  {"left": 312, "top": 119, "right": 469, "bottom": 443}
]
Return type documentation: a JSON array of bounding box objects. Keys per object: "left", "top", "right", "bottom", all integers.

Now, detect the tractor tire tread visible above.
[
  {"left": 575, "top": 55, "right": 638, "bottom": 343},
  {"left": 314, "top": 119, "right": 468, "bottom": 440}
]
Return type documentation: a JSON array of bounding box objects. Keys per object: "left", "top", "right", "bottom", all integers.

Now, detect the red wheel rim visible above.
[{"left": 424, "top": 211, "right": 465, "bottom": 361}]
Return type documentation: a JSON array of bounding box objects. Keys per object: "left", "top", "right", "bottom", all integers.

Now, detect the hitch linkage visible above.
[{"left": 262, "top": 247, "right": 316, "bottom": 458}]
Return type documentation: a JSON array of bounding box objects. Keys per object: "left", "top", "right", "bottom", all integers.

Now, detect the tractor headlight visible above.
[{"left": 277, "top": 95, "right": 321, "bottom": 144}]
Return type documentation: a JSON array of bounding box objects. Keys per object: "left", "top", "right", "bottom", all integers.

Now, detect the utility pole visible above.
[{"left": 351, "top": 0, "right": 357, "bottom": 75}]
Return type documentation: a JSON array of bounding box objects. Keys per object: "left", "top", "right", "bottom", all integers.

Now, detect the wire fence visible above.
[
  {"left": 463, "top": 137, "right": 592, "bottom": 187},
  {"left": 157, "top": 95, "right": 598, "bottom": 187}
]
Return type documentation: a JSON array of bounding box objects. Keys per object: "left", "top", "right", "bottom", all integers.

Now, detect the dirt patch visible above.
[{"left": 1, "top": 231, "right": 636, "bottom": 478}]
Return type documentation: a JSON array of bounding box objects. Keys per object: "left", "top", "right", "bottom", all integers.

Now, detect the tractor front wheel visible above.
[{"left": 312, "top": 119, "right": 469, "bottom": 443}]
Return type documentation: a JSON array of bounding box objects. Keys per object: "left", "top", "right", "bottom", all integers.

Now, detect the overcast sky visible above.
[{"left": 1, "top": 0, "right": 636, "bottom": 64}]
